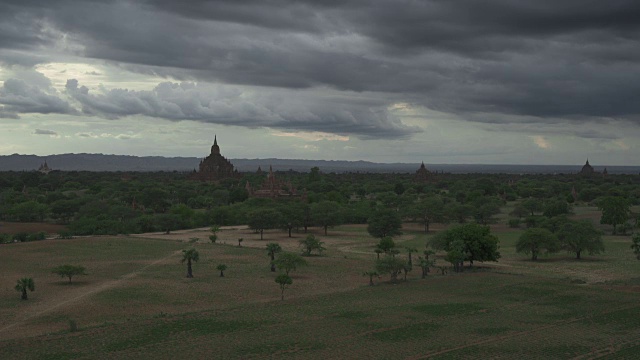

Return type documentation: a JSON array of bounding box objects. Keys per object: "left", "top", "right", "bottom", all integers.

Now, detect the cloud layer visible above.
[{"left": 1, "top": 0, "right": 639, "bottom": 140}]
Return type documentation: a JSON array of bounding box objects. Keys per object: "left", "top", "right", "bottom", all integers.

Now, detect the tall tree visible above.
[
  {"left": 410, "top": 196, "right": 445, "bottom": 233},
  {"left": 247, "top": 209, "right": 283, "bottom": 240},
  {"left": 516, "top": 228, "right": 560, "bottom": 261},
  {"left": 278, "top": 202, "right": 304, "bottom": 237},
  {"left": 522, "top": 198, "right": 543, "bottom": 216},
  {"left": 266, "top": 243, "right": 282, "bottom": 272},
  {"left": 598, "top": 197, "right": 631, "bottom": 234},
  {"left": 15, "top": 278, "right": 35, "bottom": 300},
  {"left": 430, "top": 223, "right": 501, "bottom": 268},
  {"left": 367, "top": 208, "right": 402, "bottom": 239},
  {"left": 557, "top": 220, "right": 604, "bottom": 259},
  {"left": 181, "top": 248, "right": 199, "bottom": 278},
  {"left": 311, "top": 201, "right": 343, "bottom": 235}
]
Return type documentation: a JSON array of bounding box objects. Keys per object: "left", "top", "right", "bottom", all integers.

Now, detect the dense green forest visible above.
[{"left": 1, "top": 169, "right": 639, "bottom": 241}]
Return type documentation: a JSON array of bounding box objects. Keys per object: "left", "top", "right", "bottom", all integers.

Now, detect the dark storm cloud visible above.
[
  {"left": 0, "top": 77, "right": 76, "bottom": 118},
  {"left": 65, "top": 79, "right": 417, "bottom": 138},
  {"left": 2, "top": 0, "right": 640, "bottom": 135}
]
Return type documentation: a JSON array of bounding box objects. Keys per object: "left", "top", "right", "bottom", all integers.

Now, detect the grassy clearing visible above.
[{"left": 1, "top": 208, "right": 640, "bottom": 359}]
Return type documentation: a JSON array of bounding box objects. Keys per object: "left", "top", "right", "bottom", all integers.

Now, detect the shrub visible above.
[{"left": 508, "top": 219, "right": 521, "bottom": 228}]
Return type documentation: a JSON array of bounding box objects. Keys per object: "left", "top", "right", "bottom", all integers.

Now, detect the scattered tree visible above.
[
  {"left": 181, "top": 248, "right": 199, "bottom": 278},
  {"left": 405, "top": 247, "right": 418, "bottom": 266},
  {"left": 238, "top": 238, "right": 243, "bottom": 247},
  {"left": 375, "top": 256, "right": 407, "bottom": 283},
  {"left": 15, "top": 278, "right": 35, "bottom": 300},
  {"left": 52, "top": 265, "right": 87, "bottom": 284},
  {"left": 275, "top": 274, "right": 293, "bottom": 300},
  {"left": 217, "top": 264, "right": 227, "bottom": 277},
  {"left": 209, "top": 225, "right": 220, "bottom": 243},
  {"left": 516, "top": 228, "right": 560, "bottom": 261},
  {"left": 417, "top": 256, "right": 434, "bottom": 278},
  {"left": 376, "top": 236, "right": 396, "bottom": 254},
  {"left": 363, "top": 271, "right": 379, "bottom": 286},
  {"left": 631, "top": 233, "right": 640, "bottom": 260},
  {"left": 266, "top": 243, "right": 282, "bottom": 272},
  {"left": 299, "top": 234, "right": 326, "bottom": 256},
  {"left": 274, "top": 253, "right": 307, "bottom": 276}
]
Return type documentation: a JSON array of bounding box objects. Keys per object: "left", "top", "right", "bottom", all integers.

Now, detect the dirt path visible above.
[{"left": 0, "top": 249, "right": 183, "bottom": 341}]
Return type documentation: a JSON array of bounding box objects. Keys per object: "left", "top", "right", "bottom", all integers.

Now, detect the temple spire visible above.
[{"left": 211, "top": 135, "right": 220, "bottom": 155}]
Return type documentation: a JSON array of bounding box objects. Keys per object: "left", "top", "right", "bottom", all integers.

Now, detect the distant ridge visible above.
[{"left": 0, "top": 153, "right": 638, "bottom": 174}]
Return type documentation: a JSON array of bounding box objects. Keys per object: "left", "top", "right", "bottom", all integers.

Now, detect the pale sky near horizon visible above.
[{"left": 1, "top": 1, "right": 639, "bottom": 165}]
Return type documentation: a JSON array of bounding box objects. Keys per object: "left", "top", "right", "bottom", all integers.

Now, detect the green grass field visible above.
[{"left": 1, "top": 213, "right": 640, "bottom": 359}]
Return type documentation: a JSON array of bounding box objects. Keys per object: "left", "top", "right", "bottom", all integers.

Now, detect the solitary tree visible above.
[
  {"left": 363, "top": 271, "right": 379, "bottom": 286},
  {"left": 181, "top": 248, "right": 199, "bottom": 278},
  {"left": 217, "top": 264, "right": 227, "bottom": 277},
  {"left": 299, "top": 234, "right": 326, "bottom": 256},
  {"left": 15, "top": 278, "right": 35, "bottom": 300},
  {"left": 266, "top": 243, "right": 282, "bottom": 272},
  {"left": 275, "top": 274, "right": 293, "bottom": 300},
  {"left": 274, "top": 253, "right": 307, "bottom": 276},
  {"left": 209, "top": 225, "right": 220, "bottom": 243},
  {"left": 516, "top": 228, "right": 560, "bottom": 261},
  {"left": 631, "top": 233, "right": 640, "bottom": 260},
  {"left": 557, "top": 220, "right": 604, "bottom": 259},
  {"left": 367, "top": 208, "right": 402, "bottom": 239},
  {"left": 52, "top": 265, "right": 87, "bottom": 284}
]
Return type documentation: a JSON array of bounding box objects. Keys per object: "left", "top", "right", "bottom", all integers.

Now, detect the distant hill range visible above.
[{"left": 0, "top": 153, "right": 638, "bottom": 174}]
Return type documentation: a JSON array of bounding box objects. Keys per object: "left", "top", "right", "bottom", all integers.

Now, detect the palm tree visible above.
[
  {"left": 405, "top": 247, "right": 418, "bottom": 266},
  {"left": 266, "top": 243, "right": 282, "bottom": 272},
  {"left": 15, "top": 278, "right": 35, "bottom": 300},
  {"left": 181, "top": 248, "right": 199, "bottom": 278},
  {"left": 217, "top": 264, "right": 227, "bottom": 277}
]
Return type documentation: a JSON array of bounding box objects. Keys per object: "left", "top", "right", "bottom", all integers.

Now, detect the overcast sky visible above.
[{"left": 1, "top": 0, "right": 639, "bottom": 165}]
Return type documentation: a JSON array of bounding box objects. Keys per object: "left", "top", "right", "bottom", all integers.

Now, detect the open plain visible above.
[{"left": 2, "top": 212, "right": 640, "bottom": 359}]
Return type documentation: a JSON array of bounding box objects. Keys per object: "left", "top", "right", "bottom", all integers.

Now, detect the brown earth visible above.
[{"left": 0, "top": 222, "right": 67, "bottom": 235}]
